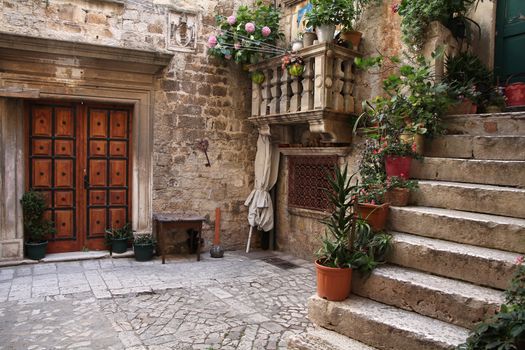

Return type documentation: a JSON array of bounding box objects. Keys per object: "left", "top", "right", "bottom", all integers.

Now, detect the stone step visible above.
[
  {"left": 287, "top": 327, "right": 378, "bottom": 350},
  {"left": 411, "top": 157, "right": 525, "bottom": 187},
  {"left": 412, "top": 181, "right": 525, "bottom": 219},
  {"left": 443, "top": 112, "right": 525, "bottom": 136},
  {"left": 308, "top": 295, "right": 469, "bottom": 350},
  {"left": 426, "top": 135, "right": 525, "bottom": 160},
  {"left": 389, "top": 232, "right": 519, "bottom": 290},
  {"left": 389, "top": 206, "right": 525, "bottom": 253},
  {"left": 352, "top": 265, "right": 503, "bottom": 330}
]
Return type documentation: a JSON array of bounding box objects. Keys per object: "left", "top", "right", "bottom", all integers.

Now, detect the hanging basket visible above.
[
  {"left": 505, "top": 73, "right": 525, "bottom": 107},
  {"left": 287, "top": 63, "right": 305, "bottom": 77}
]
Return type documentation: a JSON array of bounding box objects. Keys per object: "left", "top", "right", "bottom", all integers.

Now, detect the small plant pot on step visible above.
[
  {"left": 315, "top": 260, "right": 352, "bottom": 301},
  {"left": 356, "top": 203, "right": 390, "bottom": 231},
  {"left": 385, "top": 188, "right": 410, "bottom": 206},
  {"left": 340, "top": 30, "right": 362, "bottom": 50},
  {"left": 385, "top": 156, "right": 412, "bottom": 180},
  {"left": 133, "top": 244, "right": 155, "bottom": 262},
  {"left": 25, "top": 241, "right": 47, "bottom": 260},
  {"left": 111, "top": 237, "right": 129, "bottom": 254}
]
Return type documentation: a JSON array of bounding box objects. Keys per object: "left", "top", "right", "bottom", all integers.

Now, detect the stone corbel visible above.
[
  {"left": 259, "top": 124, "right": 271, "bottom": 136},
  {"left": 308, "top": 117, "right": 353, "bottom": 143}
]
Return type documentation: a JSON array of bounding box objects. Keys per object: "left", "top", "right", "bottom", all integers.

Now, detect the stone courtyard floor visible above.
[{"left": 0, "top": 251, "right": 315, "bottom": 350}]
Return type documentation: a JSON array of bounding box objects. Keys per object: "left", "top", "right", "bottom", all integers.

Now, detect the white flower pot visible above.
[
  {"left": 291, "top": 40, "right": 303, "bottom": 52},
  {"left": 316, "top": 24, "right": 336, "bottom": 43}
]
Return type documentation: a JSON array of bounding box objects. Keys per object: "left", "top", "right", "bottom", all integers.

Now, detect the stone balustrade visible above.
[{"left": 248, "top": 43, "right": 361, "bottom": 144}]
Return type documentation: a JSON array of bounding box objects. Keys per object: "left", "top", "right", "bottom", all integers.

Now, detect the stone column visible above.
[{"left": 0, "top": 98, "right": 25, "bottom": 260}]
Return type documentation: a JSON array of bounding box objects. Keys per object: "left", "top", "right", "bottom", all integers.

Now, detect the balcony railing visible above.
[{"left": 248, "top": 43, "right": 361, "bottom": 143}]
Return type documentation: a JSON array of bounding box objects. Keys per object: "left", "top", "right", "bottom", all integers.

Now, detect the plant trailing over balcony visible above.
[
  {"left": 207, "top": 1, "right": 284, "bottom": 65},
  {"left": 394, "top": 0, "right": 481, "bottom": 49}
]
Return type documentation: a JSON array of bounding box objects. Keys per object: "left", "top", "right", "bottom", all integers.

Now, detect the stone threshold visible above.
[{"left": 0, "top": 250, "right": 134, "bottom": 268}]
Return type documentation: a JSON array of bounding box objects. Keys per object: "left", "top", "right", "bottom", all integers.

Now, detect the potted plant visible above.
[
  {"left": 444, "top": 52, "right": 492, "bottom": 114},
  {"left": 291, "top": 33, "right": 304, "bottom": 52},
  {"left": 378, "top": 139, "right": 418, "bottom": 180},
  {"left": 484, "top": 87, "right": 506, "bottom": 113},
  {"left": 305, "top": 0, "right": 355, "bottom": 43},
  {"left": 105, "top": 223, "right": 132, "bottom": 254},
  {"left": 385, "top": 176, "right": 418, "bottom": 207},
  {"left": 302, "top": 30, "right": 317, "bottom": 47},
  {"left": 356, "top": 182, "right": 389, "bottom": 231},
  {"left": 133, "top": 233, "right": 156, "bottom": 262},
  {"left": 21, "top": 190, "right": 55, "bottom": 260},
  {"left": 400, "top": 122, "right": 426, "bottom": 155},
  {"left": 282, "top": 53, "right": 305, "bottom": 77}
]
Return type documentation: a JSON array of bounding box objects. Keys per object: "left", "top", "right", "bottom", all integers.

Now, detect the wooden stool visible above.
[{"left": 153, "top": 213, "right": 206, "bottom": 264}]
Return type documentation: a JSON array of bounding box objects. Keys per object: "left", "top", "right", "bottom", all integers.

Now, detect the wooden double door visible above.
[{"left": 26, "top": 102, "right": 132, "bottom": 253}]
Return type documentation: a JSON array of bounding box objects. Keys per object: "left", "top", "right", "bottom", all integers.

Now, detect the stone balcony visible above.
[{"left": 248, "top": 43, "right": 361, "bottom": 144}]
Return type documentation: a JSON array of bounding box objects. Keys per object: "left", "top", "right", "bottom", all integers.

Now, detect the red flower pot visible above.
[
  {"left": 385, "top": 156, "right": 412, "bottom": 180},
  {"left": 356, "top": 203, "right": 390, "bottom": 231},
  {"left": 315, "top": 260, "right": 352, "bottom": 301}
]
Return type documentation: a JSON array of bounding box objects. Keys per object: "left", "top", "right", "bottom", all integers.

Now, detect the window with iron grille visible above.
[{"left": 288, "top": 155, "right": 338, "bottom": 211}]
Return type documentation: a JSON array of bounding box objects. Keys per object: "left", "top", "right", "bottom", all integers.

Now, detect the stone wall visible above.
[{"left": 0, "top": 0, "right": 259, "bottom": 256}]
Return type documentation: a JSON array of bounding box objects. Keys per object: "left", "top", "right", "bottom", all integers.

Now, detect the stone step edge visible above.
[{"left": 288, "top": 327, "right": 378, "bottom": 350}]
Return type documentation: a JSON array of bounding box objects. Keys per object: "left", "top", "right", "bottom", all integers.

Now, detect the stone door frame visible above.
[{"left": 0, "top": 33, "right": 173, "bottom": 259}]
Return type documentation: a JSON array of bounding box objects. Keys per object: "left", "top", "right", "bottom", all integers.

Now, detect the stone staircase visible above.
[{"left": 289, "top": 112, "right": 525, "bottom": 350}]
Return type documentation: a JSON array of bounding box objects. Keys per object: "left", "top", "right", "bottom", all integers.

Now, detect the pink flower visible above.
[
  {"left": 224, "top": 54, "right": 232, "bottom": 60},
  {"left": 412, "top": 143, "right": 417, "bottom": 152},
  {"left": 227, "top": 15, "right": 236, "bottom": 25},
  {"left": 261, "top": 26, "right": 271, "bottom": 37},
  {"left": 245, "top": 22, "right": 255, "bottom": 33},
  {"left": 516, "top": 256, "right": 524, "bottom": 265},
  {"left": 207, "top": 35, "right": 218, "bottom": 48},
  {"left": 391, "top": 3, "right": 399, "bottom": 13},
  {"left": 234, "top": 42, "right": 241, "bottom": 50},
  {"left": 370, "top": 200, "right": 376, "bottom": 205},
  {"left": 400, "top": 173, "right": 405, "bottom": 178}
]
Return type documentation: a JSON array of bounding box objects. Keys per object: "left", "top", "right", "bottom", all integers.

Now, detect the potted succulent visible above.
[
  {"left": 105, "top": 223, "right": 132, "bottom": 254},
  {"left": 305, "top": 0, "right": 355, "bottom": 43},
  {"left": 385, "top": 176, "right": 418, "bottom": 207},
  {"left": 21, "top": 190, "right": 55, "bottom": 260},
  {"left": 133, "top": 233, "right": 156, "bottom": 262}
]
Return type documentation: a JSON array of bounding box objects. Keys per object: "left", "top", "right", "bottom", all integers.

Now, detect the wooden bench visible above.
[{"left": 153, "top": 213, "right": 206, "bottom": 264}]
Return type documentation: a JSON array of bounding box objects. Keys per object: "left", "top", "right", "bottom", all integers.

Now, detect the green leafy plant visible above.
[
  {"left": 20, "top": 190, "right": 55, "bottom": 243},
  {"left": 458, "top": 257, "right": 525, "bottom": 350},
  {"left": 356, "top": 51, "right": 452, "bottom": 138},
  {"left": 305, "top": 0, "right": 355, "bottom": 28},
  {"left": 358, "top": 139, "right": 386, "bottom": 186},
  {"left": 134, "top": 233, "right": 156, "bottom": 246},
  {"left": 105, "top": 223, "right": 133, "bottom": 242},
  {"left": 207, "top": 1, "right": 284, "bottom": 65},
  {"left": 395, "top": 0, "right": 480, "bottom": 49},
  {"left": 444, "top": 52, "right": 493, "bottom": 105},
  {"left": 386, "top": 176, "right": 418, "bottom": 190},
  {"left": 316, "top": 165, "right": 391, "bottom": 272}
]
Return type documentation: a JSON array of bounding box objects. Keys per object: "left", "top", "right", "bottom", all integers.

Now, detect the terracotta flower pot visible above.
[
  {"left": 385, "top": 156, "right": 412, "bottom": 180},
  {"left": 315, "top": 260, "right": 352, "bottom": 301},
  {"left": 447, "top": 99, "right": 477, "bottom": 115},
  {"left": 385, "top": 188, "right": 410, "bottom": 206},
  {"left": 400, "top": 133, "right": 424, "bottom": 155},
  {"left": 356, "top": 203, "right": 390, "bottom": 231},
  {"left": 340, "top": 30, "right": 362, "bottom": 50}
]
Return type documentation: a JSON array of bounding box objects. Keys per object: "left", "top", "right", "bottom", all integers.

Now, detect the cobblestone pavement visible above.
[{"left": 0, "top": 251, "right": 315, "bottom": 349}]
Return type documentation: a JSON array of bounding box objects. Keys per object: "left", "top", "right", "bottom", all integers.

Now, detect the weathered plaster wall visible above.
[{"left": 0, "top": 0, "right": 258, "bottom": 257}]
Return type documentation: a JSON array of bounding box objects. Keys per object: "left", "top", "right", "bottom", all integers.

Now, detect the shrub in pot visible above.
[
  {"left": 305, "top": 0, "right": 355, "bottom": 43},
  {"left": 133, "top": 233, "right": 156, "bottom": 262},
  {"left": 385, "top": 176, "right": 418, "bottom": 207},
  {"left": 378, "top": 140, "right": 419, "bottom": 180},
  {"left": 21, "top": 190, "right": 55, "bottom": 260},
  {"left": 316, "top": 166, "right": 391, "bottom": 301},
  {"left": 105, "top": 223, "right": 132, "bottom": 254}
]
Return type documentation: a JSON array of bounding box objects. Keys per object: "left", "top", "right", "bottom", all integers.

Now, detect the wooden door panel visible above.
[
  {"left": 55, "top": 140, "right": 74, "bottom": 156},
  {"left": 88, "top": 209, "right": 106, "bottom": 236},
  {"left": 33, "top": 140, "right": 52, "bottom": 156},
  {"left": 32, "top": 159, "right": 52, "bottom": 188},
  {"left": 109, "top": 141, "right": 126, "bottom": 157},
  {"left": 55, "top": 108, "right": 74, "bottom": 137},
  {"left": 90, "top": 110, "right": 107, "bottom": 137},
  {"left": 89, "top": 160, "right": 107, "bottom": 186},
  {"left": 54, "top": 191, "right": 73, "bottom": 208},
  {"left": 32, "top": 107, "right": 52, "bottom": 136},
  {"left": 89, "top": 190, "right": 106, "bottom": 206},
  {"left": 110, "top": 111, "right": 127, "bottom": 138},
  {"left": 90, "top": 140, "right": 107, "bottom": 156},
  {"left": 109, "top": 160, "right": 126, "bottom": 186},
  {"left": 55, "top": 160, "right": 73, "bottom": 188},
  {"left": 109, "top": 190, "right": 126, "bottom": 205},
  {"left": 55, "top": 210, "right": 74, "bottom": 239},
  {"left": 109, "top": 208, "right": 126, "bottom": 229}
]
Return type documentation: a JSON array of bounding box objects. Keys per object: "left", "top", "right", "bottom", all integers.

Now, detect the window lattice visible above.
[{"left": 288, "top": 155, "right": 338, "bottom": 211}]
